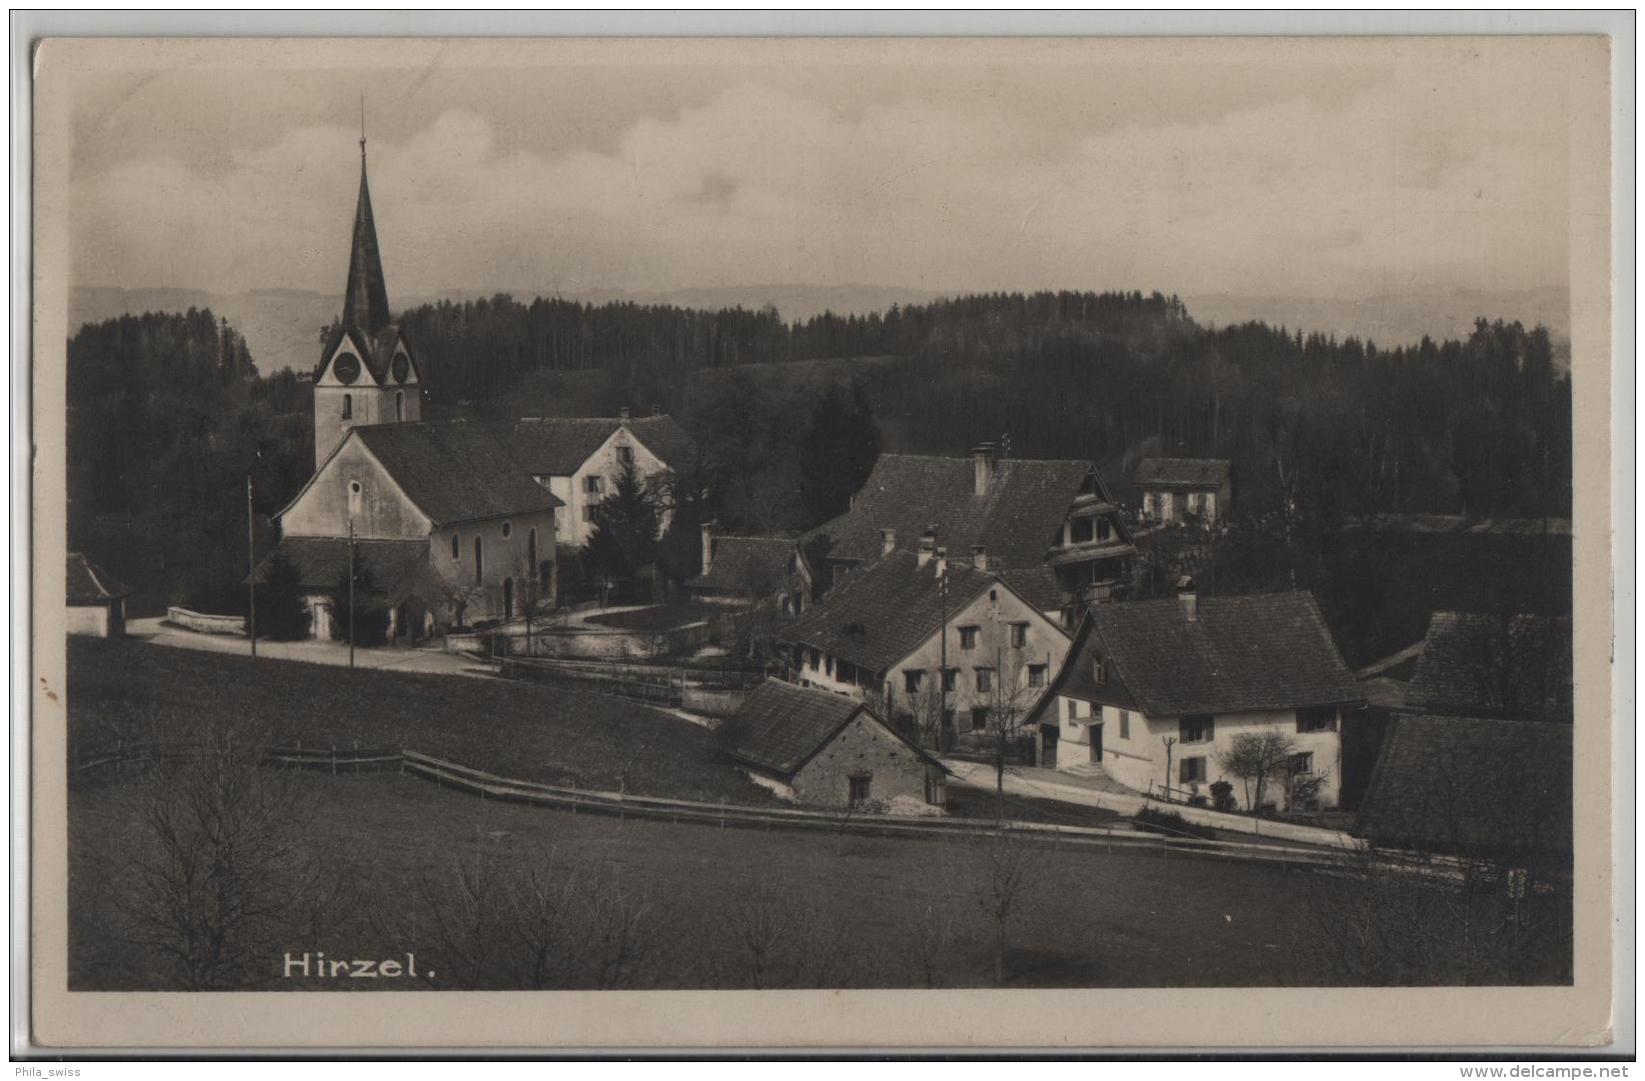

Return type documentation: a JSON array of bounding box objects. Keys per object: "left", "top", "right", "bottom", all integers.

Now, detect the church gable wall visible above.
[{"left": 281, "top": 436, "right": 432, "bottom": 541}]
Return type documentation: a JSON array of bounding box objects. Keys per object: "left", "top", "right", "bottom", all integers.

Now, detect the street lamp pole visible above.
[{"left": 347, "top": 515, "right": 356, "bottom": 669}]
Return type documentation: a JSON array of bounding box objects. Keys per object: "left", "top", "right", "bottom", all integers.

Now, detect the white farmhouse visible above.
[
  {"left": 1133, "top": 457, "right": 1233, "bottom": 526},
  {"left": 1032, "top": 583, "right": 1363, "bottom": 810},
  {"left": 781, "top": 532, "right": 1071, "bottom": 753},
  {"left": 508, "top": 411, "right": 698, "bottom": 548}
]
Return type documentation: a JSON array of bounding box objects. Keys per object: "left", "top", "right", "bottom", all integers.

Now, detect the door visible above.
[
  {"left": 502, "top": 578, "right": 514, "bottom": 620},
  {"left": 1090, "top": 722, "right": 1104, "bottom": 763},
  {"left": 1040, "top": 723, "right": 1059, "bottom": 768}
]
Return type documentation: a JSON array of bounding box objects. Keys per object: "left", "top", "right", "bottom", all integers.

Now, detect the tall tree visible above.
[
  {"left": 581, "top": 460, "right": 661, "bottom": 602},
  {"left": 796, "top": 378, "right": 881, "bottom": 527}
]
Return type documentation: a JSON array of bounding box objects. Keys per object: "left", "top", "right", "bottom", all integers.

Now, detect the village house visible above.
[
  {"left": 508, "top": 410, "right": 698, "bottom": 548},
  {"left": 807, "top": 443, "right": 1135, "bottom": 619},
  {"left": 686, "top": 523, "right": 814, "bottom": 615},
  {"left": 66, "top": 552, "right": 130, "bottom": 638},
  {"left": 1030, "top": 582, "right": 1363, "bottom": 809},
  {"left": 259, "top": 134, "right": 561, "bottom": 640},
  {"left": 1357, "top": 713, "right": 1572, "bottom": 874},
  {"left": 781, "top": 531, "right": 1071, "bottom": 753},
  {"left": 1404, "top": 610, "right": 1574, "bottom": 724},
  {"left": 1133, "top": 457, "right": 1233, "bottom": 526},
  {"left": 723, "top": 678, "right": 949, "bottom": 811}
]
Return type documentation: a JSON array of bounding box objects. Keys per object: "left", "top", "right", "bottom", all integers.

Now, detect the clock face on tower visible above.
[
  {"left": 333, "top": 352, "right": 361, "bottom": 385},
  {"left": 391, "top": 352, "right": 411, "bottom": 383}
]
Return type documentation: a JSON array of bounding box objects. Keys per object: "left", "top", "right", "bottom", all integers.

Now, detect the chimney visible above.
[
  {"left": 916, "top": 525, "right": 938, "bottom": 569},
  {"left": 934, "top": 546, "right": 947, "bottom": 578},
  {"left": 619, "top": 406, "right": 630, "bottom": 421},
  {"left": 973, "top": 442, "right": 997, "bottom": 497},
  {"left": 701, "top": 521, "right": 717, "bottom": 576},
  {"left": 970, "top": 544, "right": 988, "bottom": 572},
  {"left": 880, "top": 528, "right": 897, "bottom": 556},
  {"left": 652, "top": 404, "right": 662, "bottom": 417},
  {"left": 1177, "top": 574, "right": 1198, "bottom": 622}
]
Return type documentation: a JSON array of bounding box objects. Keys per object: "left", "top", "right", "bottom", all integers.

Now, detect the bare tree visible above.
[
  {"left": 108, "top": 717, "right": 352, "bottom": 990},
  {"left": 1216, "top": 729, "right": 1297, "bottom": 813},
  {"left": 510, "top": 548, "right": 556, "bottom": 656},
  {"left": 969, "top": 824, "right": 1043, "bottom": 987},
  {"left": 905, "top": 902, "right": 960, "bottom": 989},
  {"left": 711, "top": 874, "right": 858, "bottom": 989},
  {"left": 976, "top": 662, "right": 1038, "bottom": 814},
  {"left": 416, "top": 560, "right": 479, "bottom": 633}
]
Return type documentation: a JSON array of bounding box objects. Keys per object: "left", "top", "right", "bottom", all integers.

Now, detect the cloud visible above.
[{"left": 68, "top": 46, "right": 1575, "bottom": 304}]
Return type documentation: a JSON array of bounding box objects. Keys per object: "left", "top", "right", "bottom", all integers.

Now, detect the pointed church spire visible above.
[{"left": 341, "top": 118, "right": 392, "bottom": 335}]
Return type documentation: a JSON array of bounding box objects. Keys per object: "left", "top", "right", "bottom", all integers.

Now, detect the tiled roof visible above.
[
  {"left": 508, "top": 415, "right": 698, "bottom": 476},
  {"left": 1357, "top": 713, "right": 1571, "bottom": 857},
  {"left": 781, "top": 551, "right": 999, "bottom": 673},
  {"left": 1085, "top": 591, "right": 1363, "bottom": 716},
  {"left": 1406, "top": 611, "right": 1573, "bottom": 723},
  {"left": 354, "top": 422, "right": 562, "bottom": 526},
  {"left": 67, "top": 552, "right": 129, "bottom": 604},
  {"left": 1133, "top": 457, "right": 1231, "bottom": 489},
  {"left": 252, "top": 537, "right": 428, "bottom": 601},
  {"left": 688, "top": 535, "right": 799, "bottom": 596},
  {"left": 807, "top": 453, "right": 1129, "bottom": 568},
  {"left": 998, "top": 566, "right": 1065, "bottom": 613},
  {"left": 723, "top": 679, "right": 869, "bottom": 777}
]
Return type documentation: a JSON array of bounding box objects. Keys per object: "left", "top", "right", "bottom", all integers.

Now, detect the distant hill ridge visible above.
[{"left": 70, "top": 282, "right": 1569, "bottom": 377}]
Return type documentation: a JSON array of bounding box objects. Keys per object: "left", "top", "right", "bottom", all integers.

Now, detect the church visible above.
[{"left": 258, "top": 134, "right": 562, "bottom": 641}]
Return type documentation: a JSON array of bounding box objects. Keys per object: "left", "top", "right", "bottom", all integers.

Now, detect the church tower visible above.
[{"left": 312, "top": 130, "right": 422, "bottom": 469}]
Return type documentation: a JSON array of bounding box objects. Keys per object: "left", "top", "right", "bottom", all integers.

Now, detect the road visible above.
[{"left": 126, "top": 617, "right": 495, "bottom": 679}]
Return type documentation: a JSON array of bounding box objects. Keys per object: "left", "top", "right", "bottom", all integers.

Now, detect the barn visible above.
[{"left": 722, "top": 679, "right": 949, "bottom": 811}]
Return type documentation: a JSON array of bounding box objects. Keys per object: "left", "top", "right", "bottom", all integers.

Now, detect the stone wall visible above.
[{"left": 790, "top": 713, "right": 934, "bottom": 808}]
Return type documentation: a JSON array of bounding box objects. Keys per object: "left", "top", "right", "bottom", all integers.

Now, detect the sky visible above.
[{"left": 64, "top": 37, "right": 1583, "bottom": 307}]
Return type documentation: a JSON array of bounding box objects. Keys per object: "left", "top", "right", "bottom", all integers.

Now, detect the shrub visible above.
[
  {"left": 253, "top": 549, "right": 311, "bottom": 641},
  {"left": 1132, "top": 806, "right": 1219, "bottom": 842},
  {"left": 1210, "top": 780, "right": 1237, "bottom": 813}
]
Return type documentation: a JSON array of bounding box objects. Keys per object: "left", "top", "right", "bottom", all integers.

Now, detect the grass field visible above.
[
  {"left": 71, "top": 768, "right": 1360, "bottom": 991},
  {"left": 68, "top": 637, "right": 776, "bottom": 804}
]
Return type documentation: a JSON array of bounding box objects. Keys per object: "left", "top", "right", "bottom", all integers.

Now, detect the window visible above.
[
  {"left": 451, "top": 533, "right": 461, "bottom": 560},
  {"left": 941, "top": 668, "right": 958, "bottom": 692},
  {"left": 848, "top": 775, "right": 872, "bottom": 804},
  {"left": 1290, "top": 752, "right": 1315, "bottom": 775},
  {"left": 975, "top": 668, "right": 993, "bottom": 693},
  {"left": 1297, "top": 706, "right": 1337, "bottom": 733},
  {"left": 1097, "top": 518, "right": 1113, "bottom": 542},
  {"left": 1092, "top": 655, "right": 1107, "bottom": 686},
  {"left": 971, "top": 707, "right": 989, "bottom": 731},
  {"left": 824, "top": 656, "right": 833, "bottom": 677},
  {"left": 341, "top": 393, "right": 353, "bottom": 419},
  {"left": 1066, "top": 698, "right": 1078, "bottom": 721},
  {"left": 616, "top": 445, "right": 634, "bottom": 466},
  {"left": 347, "top": 480, "right": 362, "bottom": 517},
  {"left": 582, "top": 506, "right": 596, "bottom": 522},
  {"left": 1009, "top": 622, "right": 1027, "bottom": 648},
  {"left": 903, "top": 670, "right": 925, "bottom": 695},
  {"left": 1119, "top": 709, "right": 1130, "bottom": 740},
  {"left": 1070, "top": 516, "right": 1095, "bottom": 544},
  {"left": 1179, "top": 714, "right": 1214, "bottom": 743},
  {"left": 528, "top": 528, "right": 538, "bottom": 567},
  {"left": 958, "top": 626, "right": 979, "bottom": 650},
  {"left": 1028, "top": 664, "right": 1047, "bottom": 688},
  {"left": 539, "top": 560, "right": 553, "bottom": 591},
  {"left": 501, "top": 521, "right": 512, "bottom": 539},
  {"left": 473, "top": 536, "right": 484, "bottom": 585},
  {"left": 583, "top": 475, "right": 605, "bottom": 495},
  {"left": 838, "top": 660, "right": 857, "bottom": 685},
  {"left": 395, "top": 391, "right": 404, "bottom": 422},
  {"left": 1179, "top": 756, "right": 1207, "bottom": 784},
  {"left": 941, "top": 709, "right": 955, "bottom": 732}
]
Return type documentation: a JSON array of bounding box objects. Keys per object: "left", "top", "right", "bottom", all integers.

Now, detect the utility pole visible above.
[
  {"left": 938, "top": 560, "right": 948, "bottom": 752},
  {"left": 246, "top": 475, "right": 257, "bottom": 657},
  {"left": 347, "top": 515, "right": 356, "bottom": 669}
]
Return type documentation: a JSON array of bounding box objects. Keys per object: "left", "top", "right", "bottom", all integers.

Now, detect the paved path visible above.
[
  {"left": 127, "top": 618, "right": 495, "bottom": 679},
  {"left": 942, "top": 758, "right": 1356, "bottom": 849}
]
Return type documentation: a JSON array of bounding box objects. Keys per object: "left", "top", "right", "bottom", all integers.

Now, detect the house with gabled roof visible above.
[
  {"left": 1405, "top": 610, "right": 1573, "bottom": 724},
  {"left": 1030, "top": 581, "right": 1363, "bottom": 809},
  {"left": 780, "top": 533, "right": 1071, "bottom": 752},
  {"left": 686, "top": 523, "right": 814, "bottom": 615},
  {"left": 1134, "top": 457, "right": 1233, "bottom": 526},
  {"left": 509, "top": 410, "right": 698, "bottom": 547},
  {"left": 722, "top": 679, "right": 949, "bottom": 810},
  {"left": 806, "top": 442, "right": 1135, "bottom": 619}
]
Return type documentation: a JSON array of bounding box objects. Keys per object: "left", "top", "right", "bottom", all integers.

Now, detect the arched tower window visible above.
[
  {"left": 396, "top": 391, "right": 404, "bottom": 422},
  {"left": 342, "top": 394, "right": 353, "bottom": 420},
  {"left": 451, "top": 533, "right": 460, "bottom": 561},
  {"left": 348, "top": 480, "right": 362, "bottom": 518},
  {"left": 473, "top": 536, "right": 484, "bottom": 585},
  {"left": 528, "top": 527, "right": 538, "bottom": 567}
]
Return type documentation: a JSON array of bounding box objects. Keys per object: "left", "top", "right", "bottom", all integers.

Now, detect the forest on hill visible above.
[{"left": 69, "top": 291, "right": 1572, "bottom": 626}]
